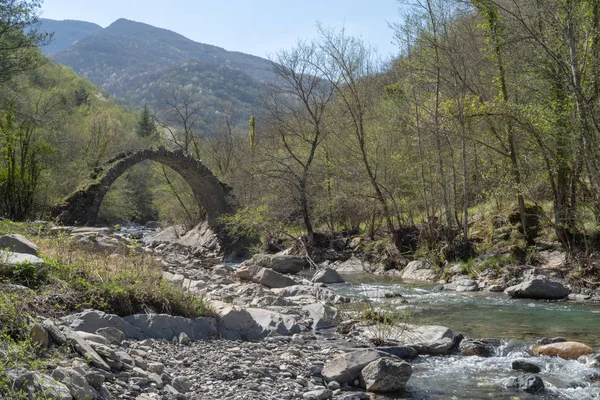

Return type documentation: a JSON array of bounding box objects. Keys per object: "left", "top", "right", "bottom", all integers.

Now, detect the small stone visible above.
[
  {"left": 147, "top": 362, "right": 165, "bottom": 375},
  {"left": 508, "top": 374, "right": 544, "bottom": 394},
  {"left": 327, "top": 380, "right": 340, "bottom": 390},
  {"left": 512, "top": 360, "right": 541, "bottom": 373},
  {"left": 172, "top": 376, "right": 192, "bottom": 393},
  {"left": 303, "top": 388, "right": 333, "bottom": 400},
  {"left": 178, "top": 332, "right": 190, "bottom": 345},
  {"left": 359, "top": 358, "right": 412, "bottom": 392},
  {"left": 52, "top": 367, "right": 96, "bottom": 400},
  {"left": 29, "top": 323, "right": 49, "bottom": 350}
]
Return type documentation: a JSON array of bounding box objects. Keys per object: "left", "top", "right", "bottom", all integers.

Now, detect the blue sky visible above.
[{"left": 40, "top": 0, "right": 402, "bottom": 59}]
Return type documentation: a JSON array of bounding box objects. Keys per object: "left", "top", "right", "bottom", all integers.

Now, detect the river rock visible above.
[
  {"left": 508, "top": 373, "right": 544, "bottom": 394},
  {"left": 3, "top": 251, "right": 45, "bottom": 266},
  {"left": 30, "top": 323, "right": 49, "bottom": 349},
  {"left": 246, "top": 308, "right": 301, "bottom": 335},
  {"left": 376, "top": 346, "right": 418, "bottom": 360},
  {"left": 61, "top": 309, "right": 144, "bottom": 339},
  {"left": 534, "top": 341, "right": 596, "bottom": 360},
  {"left": 62, "top": 327, "right": 111, "bottom": 371},
  {"left": 142, "top": 226, "right": 179, "bottom": 246},
  {"left": 0, "top": 234, "right": 38, "bottom": 255},
  {"left": 488, "top": 284, "right": 505, "bottom": 292},
  {"left": 250, "top": 254, "right": 308, "bottom": 274},
  {"left": 504, "top": 276, "right": 569, "bottom": 299},
  {"left": 312, "top": 267, "right": 345, "bottom": 284},
  {"left": 235, "top": 265, "right": 297, "bottom": 288},
  {"left": 255, "top": 267, "right": 298, "bottom": 288},
  {"left": 172, "top": 376, "right": 192, "bottom": 393},
  {"left": 512, "top": 360, "right": 541, "bottom": 373},
  {"left": 211, "top": 301, "right": 266, "bottom": 341},
  {"left": 302, "top": 303, "right": 341, "bottom": 329},
  {"left": 367, "top": 324, "right": 458, "bottom": 356},
  {"left": 332, "top": 257, "right": 365, "bottom": 273},
  {"left": 123, "top": 313, "right": 217, "bottom": 340},
  {"left": 400, "top": 261, "right": 437, "bottom": 281},
  {"left": 444, "top": 278, "right": 479, "bottom": 292},
  {"left": 460, "top": 340, "right": 492, "bottom": 357},
  {"left": 321, "top": 349, "right": 381, "bottom": 384},
  {"left": 6, "top": 368, "right": 72, "bottom": 399},
  {"left": 303, "top": 388, "right": 333, "bottom": 400},
  {"left": 359, "top": 357, "right": 412, "bottom": 392},
  {"left": 272, "top": 285, "right": 350, "bottom": 303},
  {"left": 95, "top": 327, "right": 125, "bottom": 345},
  {"left": 51, "top": 367, "right": 96, "bottom": 400}
]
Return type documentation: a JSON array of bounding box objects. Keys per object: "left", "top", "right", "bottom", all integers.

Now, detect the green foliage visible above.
[
  {"left": 3, "top": 260, "right": 47, "bottom": 289},
  {"left": 0, "top": 112, "right": 52, "bottom": 220},
  {"left": 0, "top": 0, "right": 49, "bottom": 84},
  {"left": 39, "top": 236, "right": 213, "bottom": 318},
  {"left": 461, "top": 253, "right": 516, "bottom": 277},
  {"left": 219, "top": 206, "right": 286, "bottom": 248},
  {"left": 136, "top": 105, "right": 157, "bottom": 138},
  {"left": 248, "top": 115, "right": 256, "bottom": 149},
  {"left": 51, "top": 19, "right": 271, "bottom": 129}
]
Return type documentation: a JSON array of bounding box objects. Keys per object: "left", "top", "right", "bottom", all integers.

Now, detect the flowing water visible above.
[{"left": 329, "top": 275, "right": 600, "bottom": 399}]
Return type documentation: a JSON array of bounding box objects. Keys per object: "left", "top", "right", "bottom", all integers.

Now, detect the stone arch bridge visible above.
[{"left": 52, "top": 147, "right": 238, "bottom": 228}]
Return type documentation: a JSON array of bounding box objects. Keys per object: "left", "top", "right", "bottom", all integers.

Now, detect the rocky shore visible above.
[{"left": 1, "top": 224, "right": 600, "bottom": 399}]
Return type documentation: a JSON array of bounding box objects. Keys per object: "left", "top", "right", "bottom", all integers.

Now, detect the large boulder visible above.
[
  {"left": 123, "top": 314, "right": 218, "bottom": 340},
  {"left": 321, "top": 349, "right": 381, "bottom": 384},
  {"left": 142, "top": 226, "right": 179, "bottom": 246},
  {"left": 393, "top": 325, "right": 459, "bottom": 356},
  {"left": 507, "top": 374, "right": 544, "bottom": 394},
  {"left": 302, "top": 303, "right": 341, "bottom": 329},
  {"left": 376, "top": 346, "right": 418, "bottom": 360},
  {"left": 211, "top": 301, "right": 266, "bottom": 341},
  {"left": 61, "top": 309, "right": 144, "bottom": 339},
  {"left": 251, "top": 254, "right": 308, "bottom": 274},
  {"left": 51, "top": 367, "right": 96, "bottom": 400},
  {"left": 255, "top": 267, "right": 298, "bottom": 288},
  {"left": 504, "top": 276, "right": 569, "bottom": 299},
  {"left": 359, "top": 358, "right": 412, "bottom": 392},
  {"left": 400, "top": 261, "right": 437, "bottom": 282},
  {"left": 6, "top": 368, "right": 72, "bottom": 400},
  {"left": 2, "top": 252, "right": 45, "bottom": 266},
  {"left": 246, "top": 308, "right": 301, "bottom": 335},
  {"left": 61, "top": 327, "right": 111, "bottom": 371},
  {"left": 312, "top": 267, "right": 345, "bottom": 284},
  {"left": 235, "top": 265, "right": 297, "bottom": 288},
  {"left": 272, "top": 285, "right": 350, "bottom": 303},
  {"left": 443, "top": 278, "right": 479, "bottom": 292},
  {"left": 0, "top": 234, "right": 38, "bottom": 255},
  {"left": 331, "top": 257, "right": 367, "bottom": 273},
  {"left": 534, "top": 341, "right": 596, "bottom": 360}
]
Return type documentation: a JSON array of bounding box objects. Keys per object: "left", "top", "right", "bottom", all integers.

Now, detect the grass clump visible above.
[
  {"left": 0, "top": 292, "right": 56, "bottom": 400},
  {"left": 37, "top": 237, "right": 213, "bottom": 318},
  {"left": 0, "top": 234, "right": 213, "bottom": 319},
  {"left": 460, "top": 253, "right": 516, "bottom": 278}
]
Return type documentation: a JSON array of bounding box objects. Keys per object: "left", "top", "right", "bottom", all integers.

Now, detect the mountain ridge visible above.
[{"left": 39, "top": 17, "right": 275, "bottom": 129}]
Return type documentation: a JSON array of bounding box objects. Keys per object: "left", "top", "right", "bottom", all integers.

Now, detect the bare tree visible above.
[
  {"left": 315, "top": 25, "right": 397, "bottom": 235},
  {"left": 156, "top": 88, "right": 203, "bottom": 157},
  {"left": 259, "top": 40, "right": 335, "bottom": 242}
]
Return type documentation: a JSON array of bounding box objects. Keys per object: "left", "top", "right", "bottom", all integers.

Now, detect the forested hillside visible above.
[
  {"left": 36, "top": 18, "right": 102, "bottom": 54},
  {"left": 44, "top": 18, "right": 271, "bottom": 130}
]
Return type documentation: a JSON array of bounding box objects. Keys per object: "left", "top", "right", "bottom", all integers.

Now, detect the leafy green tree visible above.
[
  {"left": 0, "top": 0, "right": 50, "bottom": 84},
  {"left": 136, "top": 104, "right": 157, "bottom": 138}
]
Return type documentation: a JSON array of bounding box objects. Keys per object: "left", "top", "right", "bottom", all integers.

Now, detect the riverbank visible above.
[{"left": 1, "top": 222, "right": 600, "bottom": 399}]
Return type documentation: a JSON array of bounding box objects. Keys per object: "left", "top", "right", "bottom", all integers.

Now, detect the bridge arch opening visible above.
[{"left": 53, "top": 147, "right": 237, "bottom": 229}]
